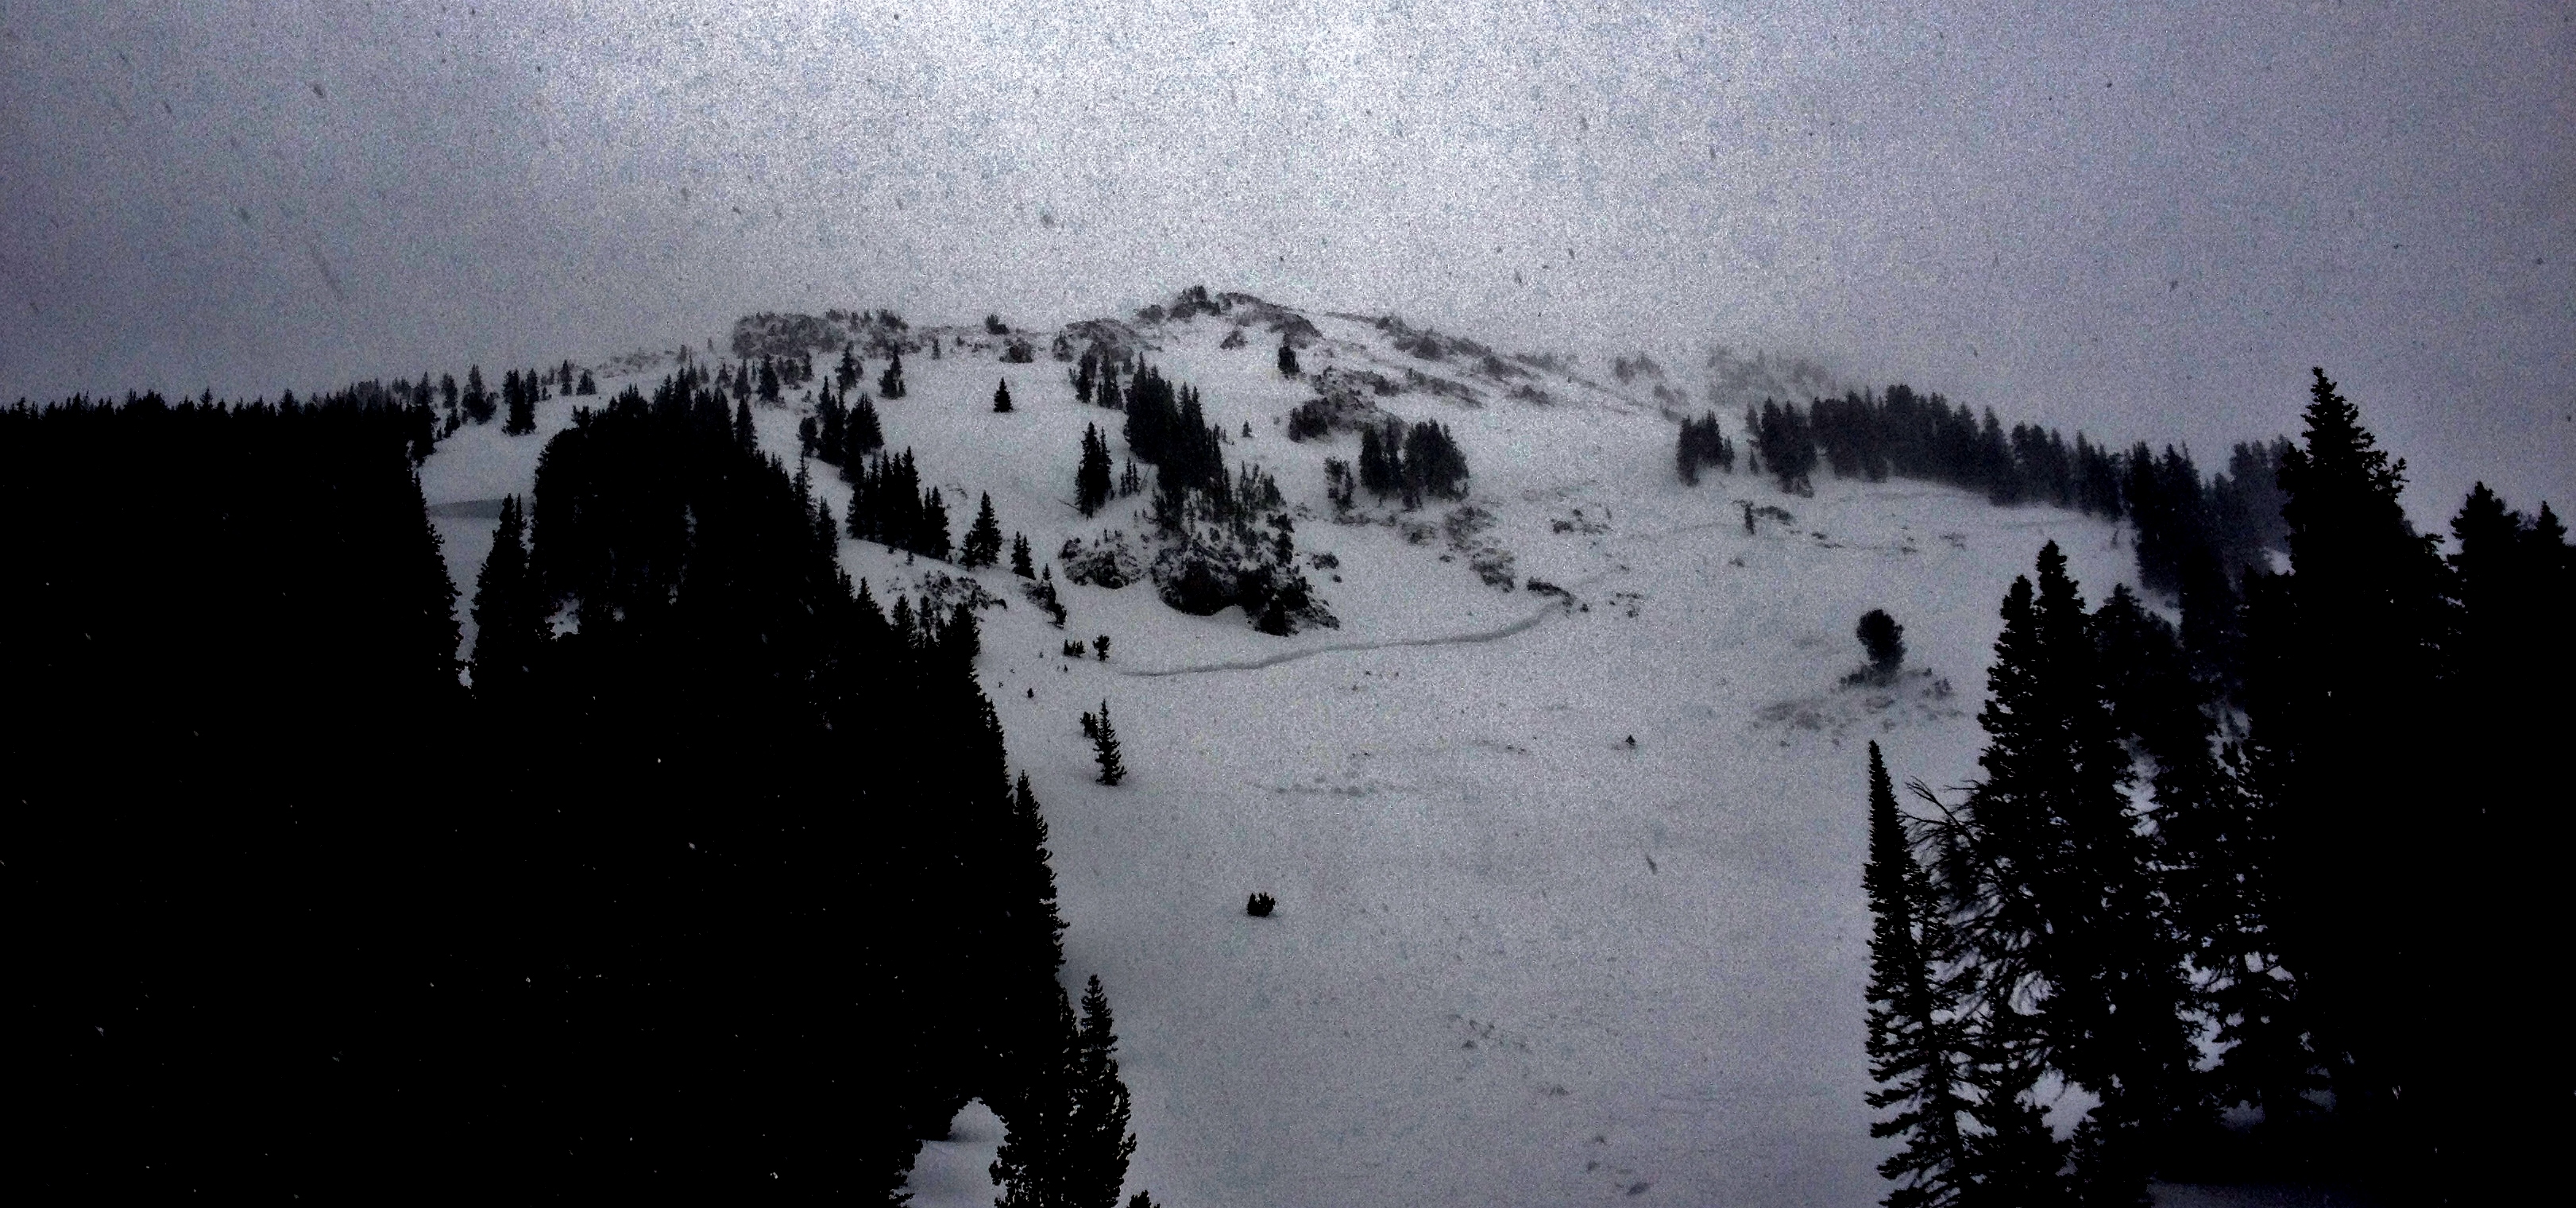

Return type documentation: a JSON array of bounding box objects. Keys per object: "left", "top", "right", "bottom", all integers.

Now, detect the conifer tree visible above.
[
  {"left": 962, "top": 493, "right": 1005, "bottom": 569},
  {"left": 1944, "top": 543, "right": 2190, "bottom": 1202},
  {"left": 1072, "top": 349, "right": 1099, "bottom": 404},
  {"left": 993, "top": 983, "right": 1078, "bottom": 1208},
  {"left": 1091, "top": 700, "right": 1125, "bottom": 785},
  {"left": 503, "top": 369, "right": 537, "bottom": 435},
  {"left": 1358, "top": 422, "right": 1398, "bottom": 498},
  {"left": 918, "top": 487, "right": 952, "bottom": 562},
  {"left": 734, "top": 398, "right": 755, "bottom": 450},
  {"left": 464, "top": 365, "right": 494, "bottom": 424},
  {"left": 1012, "top": 773, "right": 1068, "bottom": 974},
  {"left": 994, "top": 378, "right": 1015, "bottom": 413},
  {"left": 1863, "top": 742, "right": 1972, "bottom": 1207},
  {"left": 1277, "top": 340, "right": 1300, "bottom": 377},
  {"left": 758, "top": 355, "right": 781, "bottom": 402},
  {"left": 852, "top": 395, "right": 884, "bottom": 457},
  {"left": 1076, "top": 424, "right": 1114, "bottom": 517},
  {"left": 2249, "top": 368, "right": 2453, "bottom": 1171},
  {"left": 944, "top": 600, "right": 980, "bottom": 665},
  {"left": 879, "top": 348, "right": 907, "bottom": 399},
  {"left": 469, "top": 495, "right": 546, "bottom": 698},
  {"left": 1068, "top": 975, "right": 1139, "bottom": 1208},
  {"left": 1012, "top": 532, "right": 1035, "bottom": 578},
  {"left": 890, "top": 594, "right": 917, "bottom": 650},
  {"left": 837, "top": 342, "right": 860, "bottom": 391}
]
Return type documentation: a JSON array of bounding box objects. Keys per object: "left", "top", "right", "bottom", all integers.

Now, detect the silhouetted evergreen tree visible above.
[
  {"left": 504, "top": 368, "right": 538, "bottom": 434},
  {"left": 2237, "top": 369, "right": 2453, "bottom": 1191},
  {"left": 470, "top": 495, "right": 547, "bottom": 700},
  {"left": 994, "top": 378, "right": 1015, "bottom": 413},
  {"left": 1676, "top": 411, "right": 1735, "bottom": 484},
  {"left": 1091, "top": 700, "right": 1125, "bottom": 785},
  {"left": 919, "top": 487, "right": 952, "bottom": 562},
  {"left": 1400, "top": 420, "right": 1470, "bottom": 503},
  {"left": 1863, "top": 742, "right": 1973, "bottom": 1208},
  {"left": 1941, "top": 543, "right": 2195, "bottom": 1202},
  {"left": 1012, "top": 532, "right": 1035, "bottom": 578},
  {"left": 993, "top": 984, "right": 1079, "bottom": 1208},
  {"left": 1077, "top": 424, "right": 1114, "bottom": 517},
  {"left": 963, "top": 493, "right": 1005, "bottom": 569},
  {"left": 1072, "top": 349, "right": 1099, "bottom": 404},
  {"left": 1752, "top": 399, "right": 1818, "bottom": 493},
  {"left": 464, "top": 364, "right": 495, "bottom": 424},
  {"left": 853, "top": 394, "right": 885, "bottom": 456},
  {"left": 879, "top": 348, "right": 907, "bottom": 399},
  {"left": 1068, "top": 975, "right": 1139, "bottom": 1208}
]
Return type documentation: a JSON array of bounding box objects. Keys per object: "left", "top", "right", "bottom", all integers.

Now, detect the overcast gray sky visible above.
[{"left": 5, "top": 1, "right": 2570, "bottom": 519}]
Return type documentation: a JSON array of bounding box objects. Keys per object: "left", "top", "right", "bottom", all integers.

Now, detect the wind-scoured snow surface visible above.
[{"left": 419, "top": 306, "right": 2141, "bottom": 1206}]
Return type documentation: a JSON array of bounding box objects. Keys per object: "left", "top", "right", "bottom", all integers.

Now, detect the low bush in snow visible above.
[{"left": 1060, "top": 531, "right": 1145, "bottom": 589}]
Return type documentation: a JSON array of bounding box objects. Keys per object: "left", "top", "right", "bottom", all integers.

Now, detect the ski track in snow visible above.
[
  {"left": 1122, "top": 510, "right": 1816, "bottom": 678},
  {"left": 1121, "top": 581, "right": 1597, "bottom": 677}
]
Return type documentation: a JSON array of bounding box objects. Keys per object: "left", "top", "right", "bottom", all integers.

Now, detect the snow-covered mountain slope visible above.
[{"left": 416, "top": 297, "right": 2141, "bottom": 1207}]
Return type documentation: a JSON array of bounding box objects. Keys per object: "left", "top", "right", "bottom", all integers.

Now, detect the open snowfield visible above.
[{"left": 419, "top": 305, "right": 2145, "bottom": 1206}]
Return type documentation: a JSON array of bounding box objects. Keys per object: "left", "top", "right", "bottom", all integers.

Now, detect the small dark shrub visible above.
[
  {"left": 1286, "top": 401, "right": 1330, "bottom": 442},
  {"left": 1246, "top": 893, "right": 1276, "bottom": 917},
  {"left": 1857, "top": 608, "right": 1906, "bottom": 673},
  {"left": 1063, "top": 639, "right": 1087, "bottom": 658}
]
